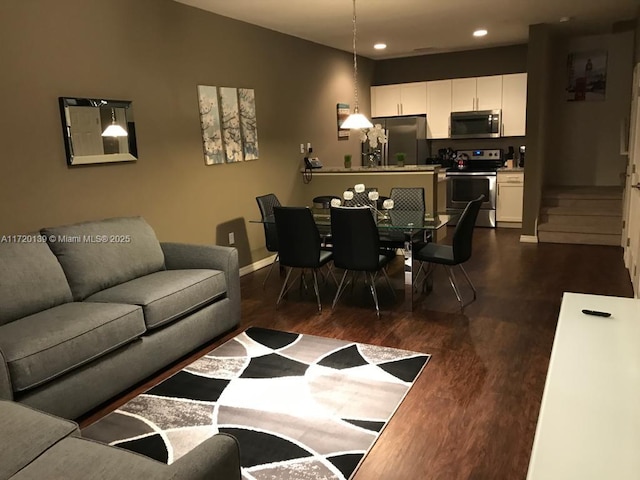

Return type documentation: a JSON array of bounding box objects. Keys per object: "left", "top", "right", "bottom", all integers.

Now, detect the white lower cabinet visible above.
[{"left": 496, "top": 172, "right": 524, "bottom": 224}]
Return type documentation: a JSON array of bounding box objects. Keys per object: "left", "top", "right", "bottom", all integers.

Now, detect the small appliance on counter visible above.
[
  {"left": 518, "top": 145, "right": 526, "bottom": 167},
  {"left": 505, "top": 146, "right": 515, "bottom": 168}
]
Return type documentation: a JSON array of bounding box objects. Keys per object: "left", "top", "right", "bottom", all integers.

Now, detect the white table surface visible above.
[{"left": 526, "top": 292, "right": 640, "bottom": 480}]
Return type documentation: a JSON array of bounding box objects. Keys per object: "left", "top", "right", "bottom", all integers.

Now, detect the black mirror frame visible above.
[{"left": 59, "top": 97, "right": 138, "bottom": 166}]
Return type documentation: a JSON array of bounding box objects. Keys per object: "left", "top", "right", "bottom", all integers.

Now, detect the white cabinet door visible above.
[
  {"left": 426, "top": 80, "right": 452, "bottom": 139},
  {"left": 371, "top": 85, "right": 401, "bottom": 117},
  {"left": 476, "top": 75, "right": 503, "bottom": 111},
  {"left": 496, "top": 173, "right": 524, "bottom": 222},
  {"left": 451, "top": 78, "right": 476, "bottom": 111},
  {"left": 501, "top": 73, "right": 527, "bottom": 137},
  {"left": 400, "top": 82, "right": 427, "bottom": 115}
]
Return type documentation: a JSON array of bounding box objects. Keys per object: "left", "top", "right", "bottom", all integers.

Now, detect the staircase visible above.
[{"left": 538, "top": 186, "right": 623, "bottom": 246}]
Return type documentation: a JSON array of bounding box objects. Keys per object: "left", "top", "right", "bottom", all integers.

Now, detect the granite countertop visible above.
[
  {"left": 301, "top": 165, "right": 440, "bottom": 173},
  {"left": 497, "top": 167, "right": 525, "bottom": 172}
]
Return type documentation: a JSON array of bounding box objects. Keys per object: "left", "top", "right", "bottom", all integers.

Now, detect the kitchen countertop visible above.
[
  {"left": 301, "top": 165, "right": 441, "bottom": 174},
  {"left": 497, "top": 167, "right": 525, "bottom": 172}
]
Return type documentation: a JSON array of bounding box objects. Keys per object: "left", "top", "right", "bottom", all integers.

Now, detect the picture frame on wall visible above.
[
  {"left": 566, "top": 50, "right": 607, "bottom": 102},
  {"left": 337, "top": 103, "right": 350, "bottom": 139}
]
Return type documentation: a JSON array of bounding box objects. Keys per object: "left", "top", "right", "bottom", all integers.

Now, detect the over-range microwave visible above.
[{"left": 450, "top": 110, "right": 501, "bottom": 139}]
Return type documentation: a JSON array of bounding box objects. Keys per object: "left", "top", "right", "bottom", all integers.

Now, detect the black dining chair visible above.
[
  {"left": 273, "top": 206, "right": 334, "bottom": 312},
  {"left": 413, "top": 195, "right": 484, "bottom": 310},
  {"left": 330, "top": 206, "right": 396, "bottom": 317},
  {"left": 256, "top": 193, "right": 281, "bottom": 288},
  {"left": 380, "top": 187, "right": 426, "bottom": 250}
]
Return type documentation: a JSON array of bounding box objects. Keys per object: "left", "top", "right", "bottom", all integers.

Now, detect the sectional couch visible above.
[
  {"left": 0, "top": 400, "right": 241, "bottom": 479},
  {"left": 0, "top": 216, "right": 241, "bottom": 420}
]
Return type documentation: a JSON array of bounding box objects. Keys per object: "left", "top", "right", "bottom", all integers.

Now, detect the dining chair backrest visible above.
[
  {"left": 390, "top": 187, "right": 425, "bottom": 212},
  {"left": 452, "top": 195, "right": 484, "bottom": 264},
  {"left": 273, "top": 206, "right": 322, "bottom": 268},
  {"left": 256, "top": 194, "right": 281, "bottom": 252},
  {"left": 330, "top": 206, "right": 380, "bottom": 272}
]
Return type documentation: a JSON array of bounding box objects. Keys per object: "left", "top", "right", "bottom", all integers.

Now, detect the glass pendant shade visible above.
[
  {"left": 341, "top": 111, "right": 373, "bottom": 129},
  {"left": 101, "top": 124, "right": 128, "bottom": 137}
]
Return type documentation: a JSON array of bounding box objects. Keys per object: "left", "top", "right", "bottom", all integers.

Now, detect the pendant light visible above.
[
  {"left": 102, "top": 108, "right": 128, "bottom": 137},
  {"left": 340, "top": 0, "right": 373, "bottom": 130}
]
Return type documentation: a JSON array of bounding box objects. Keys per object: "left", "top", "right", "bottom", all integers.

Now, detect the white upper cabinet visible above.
[
  {"left": 501, "top": 73, "right": 527, "bottom": 137},
  {"left": 426, "top": 80, "right": 452, "bottom": 139},
  {"left": 452, "top": 76, "right": 503, "bottom": 112},
  {"left": 451, "top": 78, "right": 477, "bottom": 111},
  {"left": 371, "top": 82, "right": 427, "bottom": 117},
  {"left": 371, "top": 73, "right": 527, "bottom": 138}
]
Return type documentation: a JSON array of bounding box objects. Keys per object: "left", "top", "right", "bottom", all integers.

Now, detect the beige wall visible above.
[
  {"left": 545, "top": 31, "right": 634, "bottom": 186},
  {"left": 0, "top": 0, "right": 373, "bottom": 267}
]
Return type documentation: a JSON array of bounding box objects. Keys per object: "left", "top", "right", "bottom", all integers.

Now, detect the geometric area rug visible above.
[{"left": 82, "top": 327, "right": 430, "bottom": 480}]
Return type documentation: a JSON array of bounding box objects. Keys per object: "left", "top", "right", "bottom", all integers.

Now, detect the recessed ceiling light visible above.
[
  {"left": 473, "top": 29, "right": 488, "bottom": 37},
  {"left": 374, "top": 43, "right": 387, "bottom": 50}
]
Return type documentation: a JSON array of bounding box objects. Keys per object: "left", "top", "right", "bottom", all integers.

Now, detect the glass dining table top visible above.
[{"left": 253, "top": 210, "right": 451, "bottom": 232}]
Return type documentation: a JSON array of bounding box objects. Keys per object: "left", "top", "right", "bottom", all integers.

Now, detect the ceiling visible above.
[{"left": 175, "top": 0, "right": 638, "bottom": 59}]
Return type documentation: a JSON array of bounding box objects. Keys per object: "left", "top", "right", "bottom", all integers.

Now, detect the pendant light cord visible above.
[{"left": 351, "top": 0, "right": 359, "bottom": 113}]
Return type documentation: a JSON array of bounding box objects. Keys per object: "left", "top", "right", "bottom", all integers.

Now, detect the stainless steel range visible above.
[{"left": 446, "top": 149, "right": 503, "bottom": 228}]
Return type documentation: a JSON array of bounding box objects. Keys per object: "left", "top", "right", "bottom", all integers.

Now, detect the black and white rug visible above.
[{"left": 83, "top": 327, "right": 430, "bottom": 480}]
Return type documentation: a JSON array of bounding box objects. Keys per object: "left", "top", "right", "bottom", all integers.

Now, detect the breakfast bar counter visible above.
[{"left": 300, "top": 165, "right": 444, "bottom": 216}]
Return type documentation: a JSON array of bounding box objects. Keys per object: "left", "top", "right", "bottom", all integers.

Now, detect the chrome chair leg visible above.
[
  {"left": 262, "top": 254, "right": 279, "bottom": 288},
  {"left": 332, "top": 270, "right": 350, "bottom": 309},
  {"left": 367, "top": 272, "right": 381, "bottom": 318},
  {"left": 312, "top": 269, "right": 322, "bottom": 313},
  {"left": 444, "top": 266, "right": 464, "bottom": 310},
  {"left": 382, "top": 268, "right": 396, "bottom": 299},
  {"left": 276, "top": 268, "right": 295, "bottom": 307},
  {"left": 458, "top": 265, "right": 477, "bottom": 303}
]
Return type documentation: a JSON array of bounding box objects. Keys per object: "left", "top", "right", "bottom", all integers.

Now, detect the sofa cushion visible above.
[
  {"left": 42, "top": 217, "right": 165, "bottom": 301},
  {"left": 0, "top": 302, "right": 145, "bottom": 392},
  {"left": 0, "top": 241, "right": 73, "bottom": 326},
  {"left": 0, "top": 400, "right": 79, "bottom": 479},
  {"left": 85, "top": 269, "right": 227, "bottom": 330}
]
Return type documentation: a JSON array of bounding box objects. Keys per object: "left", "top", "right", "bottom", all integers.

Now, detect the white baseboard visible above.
[
  {"left": 240, "top": 255, "right": 276, "bottom": 277},
  {"left": 520, "top": 234, "right": 539, "bottom": 243}
]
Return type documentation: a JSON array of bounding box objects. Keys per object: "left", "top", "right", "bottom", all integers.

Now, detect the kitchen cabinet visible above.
[
  {"left": 501, "top": 73, "right": 527, "bottom": 137},
  {"left": 451, "top": 76, "right": 502, "bottom": 112},
  {"left": 426, "top": 80, "right": 452, "bottom": 139},
  {"left": 496, "top": 171, "right": 524, "bottom": 224},
  {"left": 371, "top": 82, "right": 427, "bottom": 117}
]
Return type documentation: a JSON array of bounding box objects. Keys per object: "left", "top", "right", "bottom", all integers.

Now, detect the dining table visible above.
[{"left": 251, "top": 208, "right": 452, "bottom": 311}]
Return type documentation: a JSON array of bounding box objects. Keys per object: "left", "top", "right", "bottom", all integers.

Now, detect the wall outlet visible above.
[
  {"left": 228, "top": 232, "right": 235, "bottom": 245},
  {"left": 300, "top": 143, "right": 305, "bottom": 154}
]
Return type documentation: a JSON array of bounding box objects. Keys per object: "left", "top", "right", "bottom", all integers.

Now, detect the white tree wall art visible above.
[
  {"left": 239, "top": 88, "right": 259, "bottom": 161},
  {"left": 219, "top": 87, "right": 244, "bottom": 163},
  {"left": 197, "top": 85, "right": 224, "bottom": 165}
]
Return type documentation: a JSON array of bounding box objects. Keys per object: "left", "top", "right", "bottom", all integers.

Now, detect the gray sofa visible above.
[
  {"left": 0, "top": 216, "right": 240, "bottom": 420},
  {"left": 0, "top": 400, "right": 241, "bottom": 479}
]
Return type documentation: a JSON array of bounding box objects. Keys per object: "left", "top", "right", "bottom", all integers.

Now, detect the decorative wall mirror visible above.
[{"left": 59, "top": 97, "right": 138, "bottom": 165}]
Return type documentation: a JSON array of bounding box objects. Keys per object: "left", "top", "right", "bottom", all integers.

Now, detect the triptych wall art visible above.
[{"left": 197, "top": 85, "right": 259, "bottom": 165}]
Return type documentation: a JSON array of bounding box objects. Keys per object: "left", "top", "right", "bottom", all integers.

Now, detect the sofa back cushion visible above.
[
  {"left": 0, "top": 240, "right": 73, "bottom": 325},
  {"left": 42, "top": 217, "right": 165, "bottom": 301}
]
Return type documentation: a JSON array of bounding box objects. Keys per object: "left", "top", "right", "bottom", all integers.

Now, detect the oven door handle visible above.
[{"left": 446, "top": 171, "right": 497, "bottom": 177}]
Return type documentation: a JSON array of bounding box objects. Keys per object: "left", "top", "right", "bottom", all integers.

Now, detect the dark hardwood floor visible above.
[{"left": 80, "top": 227, "right": 634, "bottom": 480}]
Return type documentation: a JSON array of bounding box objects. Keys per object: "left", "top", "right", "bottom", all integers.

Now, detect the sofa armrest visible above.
[
  {"left": 166, "top": 433, "right": 241, "bottom": 479},
  {"left": 0, "top": 347, "right": 13, "bottom": 400},
  {"left": 160, "top": 243, "right": 240, "bottom": 326}
]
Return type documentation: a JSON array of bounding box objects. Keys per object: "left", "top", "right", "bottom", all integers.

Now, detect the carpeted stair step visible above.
[
  {"left": 537, "top": 230, "right": 621, "bottom": 246},
  {"left": 538, "top": 186, "right": 623, "bottom": 246}
]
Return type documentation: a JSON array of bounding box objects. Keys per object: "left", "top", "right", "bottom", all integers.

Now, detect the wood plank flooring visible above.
[{"left": 79, "top": 228, "right": 634, "bottom": 480}]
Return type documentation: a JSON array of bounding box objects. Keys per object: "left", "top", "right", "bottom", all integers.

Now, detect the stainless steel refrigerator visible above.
[{"left": 365, "top": 115, "right": 427, "bottom": 166}]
